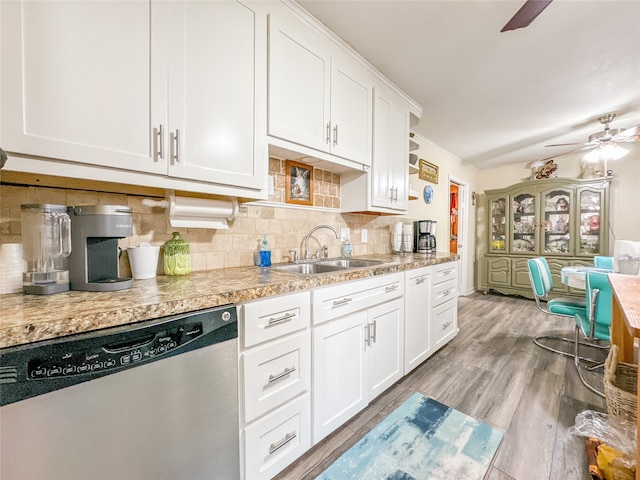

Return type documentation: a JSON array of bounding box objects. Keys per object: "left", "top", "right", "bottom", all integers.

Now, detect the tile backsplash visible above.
[{"left": 1, "top": 160, "right": 409, "bottom": 275}]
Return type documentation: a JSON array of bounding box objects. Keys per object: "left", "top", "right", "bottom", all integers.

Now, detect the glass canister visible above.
[
  {"left": 163, "top": 232, "right": 191, "bottom": 276},
  {"left": 21, "top": 204, "right": 72, "bottom": 294}
]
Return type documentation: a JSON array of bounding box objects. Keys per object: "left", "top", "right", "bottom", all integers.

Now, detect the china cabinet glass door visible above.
[
  {"left": 512, "top": 193, "right": 536, "bottom": 253},
  {"left": 542, "top": 188, "right": 572, "bottom": 255},
  {"left": 489, "top": 195, "right": 507, "bottom": 253},
  {"left": 577, "top": 188, "right": 603, "bottom": 255}
]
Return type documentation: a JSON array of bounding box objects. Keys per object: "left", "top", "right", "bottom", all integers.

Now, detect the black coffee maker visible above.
[
  {"left": 413, "top": 220, "right": 429, "bottom": 253},
  {"left": 67, "top": 205, "right": 133, "bottom": 291},
  {"left": 427, "top": 220, "right": 437, "bottom": 253}
]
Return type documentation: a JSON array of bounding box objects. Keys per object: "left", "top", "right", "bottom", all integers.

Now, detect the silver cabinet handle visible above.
[
  {"left": 269, "top": 431, "right": 296, "bottom": 455},
  {"left": 332, "top": 297, "right": 352, "bottom": 306},
  {"left": 370, "top": 320, "right": 377, "bottom": 343},
  {"left": 333, "top": 124, "right": 338, "bottom": 146},
  {"left": 268, "top": 366, "right": 296, "bottom": 383},
  {"left": 267, "top": 312, "right": 296, "bottom": 326},
  {"left": 364, "top": 323, "right": 371, "bottom": 348},
  {"left": 326, "top": 123, "right": 331, "bottom": 144},
  {"left": 442, "top": 321, "right": 452, "bottom": 330},
  {"left": 157, "top": 124, "right": 164, "bottom": 160},
  {"left": 440, "top": 269, "right": 454, "bottom": 276},
  {"left": 385, "top": 284, "right": 399, "bottom": 293},
  {"left": 173, "top": 129, "right": 181, "bottom": 163},
  {"left": 416, "top": 277, "right": 426, "bottom": 285},
  {"left": 438, "top": 288, "right": 454, "bottom": 299}
]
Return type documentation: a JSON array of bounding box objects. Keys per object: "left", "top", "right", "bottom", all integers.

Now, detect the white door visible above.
[
  {"left": 268, "top": 9, "right": 330, "bottom": 153},
  {"left": 389, "top": 103, "right": 409, "bottom": 211},
  {"left": 167, "top": 0, "right": 264, "bottom": 189},
  {"left": 329, "top": 53, "right": 372, "bottom": 166},
  {"left": 367, "top": 298, "right": 404, "bottom": 400},
  {"left": 0, "top": 0, "right": 163, "bottom": 174},
  {"left": 312, "top": 311, "right": 368, "bottom": 444},
  {"left": 404, "top": 268, "right": 432, "bottom": 374},
  {"left": 371, "top": 89, "right": 393, "bottom": 208},
  {"left": 449, "top": 176, "right": 470, "bottom": 295}
]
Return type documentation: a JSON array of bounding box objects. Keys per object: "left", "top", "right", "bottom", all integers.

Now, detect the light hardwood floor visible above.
[{"left": 275, "top": 292, "right": 608, "bottom": 480}]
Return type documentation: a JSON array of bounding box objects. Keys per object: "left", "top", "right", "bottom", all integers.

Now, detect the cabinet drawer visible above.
[
  {"left": 241, "top": 331, "right": 310, "bottom": 424},
  {"left": 433, "top": 261, "right": 458, "bottom": 285},
  {"left": 431, "top": 279, "right": 457, "bottom": 308},
  {"left": 243, "top": 393, "right": 311, "bottom": 480},
  {"left": 432, "top": 299, "right": 457, "bottom": 351},
  {"left": 241, "top": 291, "right": 311, "bottom": 348},
  {"left": 312, "top": 272, "right": 404, "bottom": 325}
]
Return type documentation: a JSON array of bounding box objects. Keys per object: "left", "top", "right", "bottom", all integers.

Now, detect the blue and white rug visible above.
[{"left": 317, "top": 393, "right": 503, "bottom": 480}]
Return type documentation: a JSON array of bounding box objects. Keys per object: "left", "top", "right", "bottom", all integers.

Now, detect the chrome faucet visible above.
[{"left": 303, "top": 225, "right": 339, "bottom": 260}]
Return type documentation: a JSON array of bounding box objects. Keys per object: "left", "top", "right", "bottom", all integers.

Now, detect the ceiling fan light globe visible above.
[{"left": 583, "top": 148, "right": 601, "bottom": 163}]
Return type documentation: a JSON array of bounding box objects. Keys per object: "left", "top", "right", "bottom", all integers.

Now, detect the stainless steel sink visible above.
[
  {"left": 271, "top": 263, "right": 347, "bottom": 274},
  {"left": 271, "top": 258, "right": 386, "bottom": 275},
  {"left": 318, "top": 258, "right": 386, "bottom": 269}
]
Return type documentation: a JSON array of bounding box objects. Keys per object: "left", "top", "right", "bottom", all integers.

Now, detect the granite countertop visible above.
[{"left": 0, "top": 253, "right": 458, "bottom": 349}]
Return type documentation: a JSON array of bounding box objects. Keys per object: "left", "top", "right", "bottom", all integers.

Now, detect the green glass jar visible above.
[{"left": 163, "top": 232, "right": 191, "bottom": 276}]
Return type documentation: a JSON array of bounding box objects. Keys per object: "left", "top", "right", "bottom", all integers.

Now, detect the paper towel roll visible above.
[{"left": 143, "top": 192, "right": 240, "bottom": 229}]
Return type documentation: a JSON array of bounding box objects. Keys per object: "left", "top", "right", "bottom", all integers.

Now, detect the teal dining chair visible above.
[
  {"left": 527, "top": 257, "right": 588, "bottom": 357},
  {"left": 593, "top": 255, "right": 613, "bottom": 270},
  {"left": 574, "top": 270, "right": 612, "bottom": 397}
]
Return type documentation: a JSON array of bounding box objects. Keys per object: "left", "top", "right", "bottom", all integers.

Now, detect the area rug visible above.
[{"left": 316, "top": 393, "right": 503, "bottom": 480}]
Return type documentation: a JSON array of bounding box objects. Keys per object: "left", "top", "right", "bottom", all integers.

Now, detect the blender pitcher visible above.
[{"left": 21, "top": 204, "right": 72, "bottom": 294}]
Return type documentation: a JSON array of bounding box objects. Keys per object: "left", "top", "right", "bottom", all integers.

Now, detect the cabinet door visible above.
[
  {"left": 404, "top": 268, "right": 432, "bottom": 374},
  {"left": 511, "top": 192, "right": 538, "bottom": 254},
  {"left": 268, "top": 8, "right": 330, "bottom": 153},
  {"left": 487, "top": 194, "right": 508, "bottom": 253},
  {"left": 542, "top": 188, "right": 573, "bottom": 255},
  {"left": 371, "top": 86, "right": 409, "bottom": 211},
  {"left": 0, "top": 0, "right": 164, "bottom": 174},
  {"left": 576, "top": 187, "right": 606, "bottom": 256},
  {"left": 367, "top": 298, "right": 404, "bottom": 400},
  {"left": 312, "top": 311, "right": 367, "bottom": 444},
  {"left": 167, "top": 0, "right": 265, "bottom": 189},
  {"left": 330, "top": 52, "right": 373, "bottom": 166},
  {"left": 486, "top": 257, "right": 511, "bottom": 288}
]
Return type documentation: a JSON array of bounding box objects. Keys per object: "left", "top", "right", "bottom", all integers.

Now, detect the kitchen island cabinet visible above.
[{"left": 1, "top": 0, "right": 267, "bottom": 198}]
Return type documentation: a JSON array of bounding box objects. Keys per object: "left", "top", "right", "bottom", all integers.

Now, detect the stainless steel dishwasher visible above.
[{"left": 0, "top": 305, "right": 239, "bottom": 480}]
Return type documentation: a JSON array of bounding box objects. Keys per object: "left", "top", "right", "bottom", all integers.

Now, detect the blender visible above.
[{"left": 21, "top": 204, "right": 72, "bottom": 294}]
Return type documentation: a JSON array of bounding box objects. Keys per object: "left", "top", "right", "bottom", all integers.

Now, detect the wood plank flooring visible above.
[{"left": 274, "top": 292, "right": 608, "bottom": 480}]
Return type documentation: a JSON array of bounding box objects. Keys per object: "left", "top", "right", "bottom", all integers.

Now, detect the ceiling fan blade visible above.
[
  {"left": 538, "top": 145, "right": 596, "bottom": 162},
  {"left": 613, "top": 124, "right": 640, "bottom": 142},
  {"left": 501, "top": 0, "right": 554, "bottom": 32},
  {"left": 544, "top": 142, "right": 589, "bottom": 148}
]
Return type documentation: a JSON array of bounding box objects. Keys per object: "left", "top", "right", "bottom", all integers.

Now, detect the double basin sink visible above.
[{"left": 271, "top": 258, "right": 386, "bottom": 275}]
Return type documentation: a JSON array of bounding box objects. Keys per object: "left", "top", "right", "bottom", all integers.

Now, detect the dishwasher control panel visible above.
[
  {"left": 0, "top": 305, "right": 237, "bottom": 406},
  {"left": 27, "top": 322, "right": 204, "bottom": 379}
]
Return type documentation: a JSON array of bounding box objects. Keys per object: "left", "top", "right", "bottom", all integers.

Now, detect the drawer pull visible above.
[
  {"left": 385, "top": 284, "right": 399, "bottom": 292},
  {"left": 416, "top": 277, "right": 426, "bottom": 285},
  {"left": 442, "top": 321, "right": 452, "bottom": 330},
  {"left": 268, "top": 366, "right": 296, "bottom": 383},
  {"left": 438, "top": 288, "right": 454, "bottom": 299},
  {"left": 267, "top": 312, "right": 296, "bottom": 326},
  {"left": 269, "top": 431, "right": 297, "bottom": 455},
  {"left": 439, "top": 269, "right": 454, "bottom": 276},
  {"left": 333, "top": 297, "right": 352, "bottom": 306},
  {"left": 370, "top": 320, "right": 377, "bottom": 343}
]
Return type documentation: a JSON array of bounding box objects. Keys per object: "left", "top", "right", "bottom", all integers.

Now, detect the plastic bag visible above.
[{"left": 569, "top": 410, "right": 636, "bottom": 460}]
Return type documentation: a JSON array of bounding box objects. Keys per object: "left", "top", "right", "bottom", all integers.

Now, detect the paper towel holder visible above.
[{"left": 142, "top": 190, "right": 246, "bottom": 229}]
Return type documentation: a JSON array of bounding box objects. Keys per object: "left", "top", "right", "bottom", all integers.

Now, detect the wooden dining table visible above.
[{"left": 608, "top": 274, "right": 640, "bottom": 480}]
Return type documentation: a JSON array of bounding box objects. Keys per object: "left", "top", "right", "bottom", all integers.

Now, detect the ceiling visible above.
[{"left": 297, "top": 0, "right": 640, "bottom": 170}]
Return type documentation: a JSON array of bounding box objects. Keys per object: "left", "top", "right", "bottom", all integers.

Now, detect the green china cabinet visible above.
[{"left": 483, "top": 178, "right": 609, "bottom": 299}]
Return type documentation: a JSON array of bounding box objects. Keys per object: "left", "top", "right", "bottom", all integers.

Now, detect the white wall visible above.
[{"left": 408, "top": 133, "right": 479, "bottom": 295}]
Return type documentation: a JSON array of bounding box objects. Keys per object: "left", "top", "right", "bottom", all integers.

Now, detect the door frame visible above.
[{"left": 449, "top": 175, "right": 469, "bottom": 296}]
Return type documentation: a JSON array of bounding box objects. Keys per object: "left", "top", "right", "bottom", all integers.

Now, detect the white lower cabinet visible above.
[
  {"left": 431, "top": 262, "right": 459, "bottom": 352},
  {"left": 404, "top": 266, "right": 433, "bottom": 374},
  {"left": 239, "top": 291, "right": 311, "bottom": 479},
  {"left": 311, "top": 273, "right": 404, "bottom": 444}
]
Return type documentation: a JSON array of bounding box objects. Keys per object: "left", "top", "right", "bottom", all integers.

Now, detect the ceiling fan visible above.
[
  {"left": 544, "top": 113, "right": 640, "bottom": 161},
  {"left": 501, "top": 0, "right": 554, "bottom": 32}
]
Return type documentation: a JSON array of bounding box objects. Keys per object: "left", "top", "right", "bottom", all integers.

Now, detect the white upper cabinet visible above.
[
  {"left": 268, "top": 6, "right": 372, "bottom": 167},
  {"left": 1, "top": 0, "right": 160, "bottom": 173},
  {"left": 165, "top": 1, "right": 264, "bottom": 189},
  {"left": 1, "top": 0, "right": 267, "bottom": 197}
]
